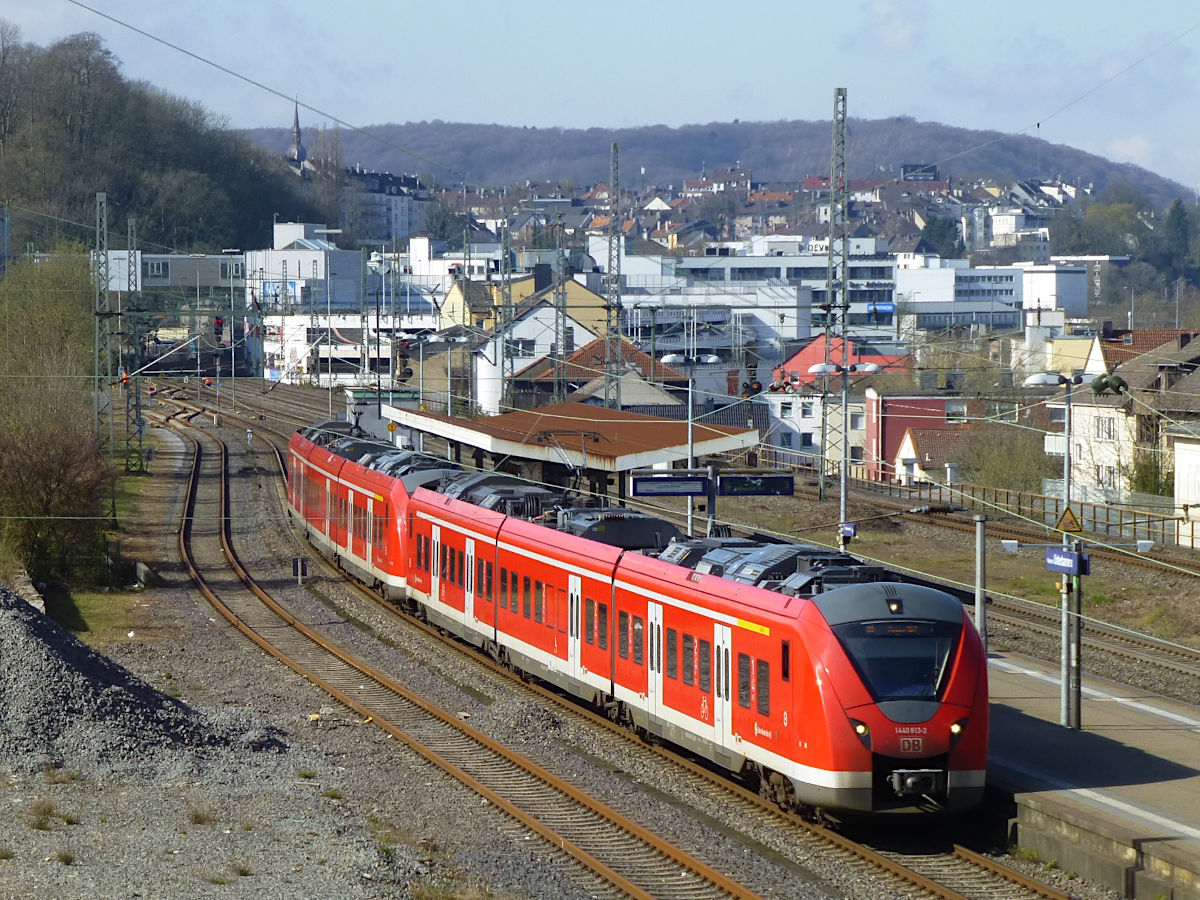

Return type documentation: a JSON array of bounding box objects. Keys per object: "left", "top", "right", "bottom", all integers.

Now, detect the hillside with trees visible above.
[
  {"left": 0, "top": 22, "right": 320, "bottom": 254},
  {"left": 244, "top": 117, "right": 1188, "bottom": 208}
]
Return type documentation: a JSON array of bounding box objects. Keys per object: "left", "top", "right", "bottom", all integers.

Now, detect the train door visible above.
[
  {"left": 714, "top": 623, "right": 732, "bottom": 750},
  {"left": 431, "top": 524, "right": 442, "bottom": 604},
  {"left": 464, "top": 538, "right": 476, "bottom": 625},
  {"left": 567, "top": 574, "right": 582, "bottom": 682},
  {"left": 647, "top": 602, "right": 663, "bottom": 721},
  {"left": 324, "top": 478, "right": 332, "bottom": 539}
]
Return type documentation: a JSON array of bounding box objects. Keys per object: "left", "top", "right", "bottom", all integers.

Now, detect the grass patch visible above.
[
  {"left": 0, "top": 847, "right": 13, "bottom": 860},
  {"left": 231, "top": 860, "right": 253, "bottom": 877},
  {"left": 321, "top": 789, "right": 342, "bottom": 800},
  {"left": 55, "top": 851, "right": 74, "bottom": 866},
  {"left": 1089, "top": 592, "right": 1118, "bottom": 606},
  {"left": 46, "top": 588, "right": 141, "bottom": 642},
  {"left": 204, "top": 874, "right": 234, "bottom": 885},
  {"left": 188, "top": 804, "right": 216, "bottom": 825},
  {"left": 42, "top": 766, "right": 77, "bottom": 785},
  {"left": 410, "top": 877, "right": 494, "bottom": 899},
  {"left": 297, "top": 769, "right": 316, "bottom": 779},
  {"left": 28, "top": 797, "right": 57, "bottom": 830}
]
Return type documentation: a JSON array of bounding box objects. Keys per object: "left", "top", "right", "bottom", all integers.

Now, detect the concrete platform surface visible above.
[{"left": 987, "top": 650, "right": 1200, "bottom": 899}]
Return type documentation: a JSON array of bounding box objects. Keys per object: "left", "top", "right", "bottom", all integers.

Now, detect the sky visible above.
[{"left": 9, "top": 0, "right": 1200, "bottom": 190}]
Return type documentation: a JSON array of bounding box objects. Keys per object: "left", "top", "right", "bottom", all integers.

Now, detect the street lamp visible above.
[
  {"left": 1023, "top": 370, "right": 1083, "bottom": 727},
  {"left": 808, "top": 361, "right": 880, "bottom": 549},
  {"left": 662, "top": 352, "right": 721, "bottom": 536}
]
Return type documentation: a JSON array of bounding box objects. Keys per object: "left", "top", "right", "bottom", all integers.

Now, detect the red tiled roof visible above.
[{"left": 1103, "top": 329, "right": 1200, "bottom": 365}]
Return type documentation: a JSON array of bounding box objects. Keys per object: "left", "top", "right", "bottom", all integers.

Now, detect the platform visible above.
[{"left": 987, "top": 650, "right": 1200, "bottom": 899}]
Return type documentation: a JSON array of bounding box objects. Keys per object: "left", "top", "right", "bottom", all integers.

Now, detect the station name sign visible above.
[
  {"left": 631, "top": 476, "right": 709, "bottom": 497},
  {"left": 1045, "top": 548, "right": 1090, "bottom": 576}
]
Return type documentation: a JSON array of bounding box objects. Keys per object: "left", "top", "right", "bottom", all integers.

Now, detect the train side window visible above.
[
  {"left": 511, "top": 571, "right": 518, "bottom": 609},
  {"left": 699, "top": 639, "right": 712, "bottom": 692},
  {"left": 633, "top": 616, "right": 644, "bottom": 665},
  {"left": 666, "top": 629, "right": 678, "bottom": 679},
  {"left": 737, "top": 653, "right": 752, "bottom": 708},
  {"left": 522, "top": 577, "right": 531, "bottom": 618},
  {"left": 682, "top": 635, "right": 695, "bottom": 686},
  {"left": 440, "top": 545, "right": 447, "bottom": 579},
  {"left": 448, "top": 547, "right": 457, "bottom": 585},
  {"left": 485, "top": 562, "right": 493, "bottom": 601},
  {"left": 585, "top": 598, "right": 595, "bottom": 644},
  {"left": 617, "top": 611, "right": 629, "bottom": 659},
  {"left": 781, "top": 641, "right": 790, "bottom": 682},
  {"left": 415, "top": 535, "right": 423, "bottom": 570},
  {"left": 597, "top": 603, "right": 608, "bottom": 650},
  {"left": 499, "top": 568, "right": 508, "bottom": 608},
  {"left": 534, "top": 581, "right": 544, "bottom": 623},
  {"left": 476, "top": 559, "right": 483, "bottom": 597},
  {"left": 757, "top": 659, "right": 771, "bottom": 715},
  {"left": 457, "top": 551, "right": 465, "bottom": 588}
]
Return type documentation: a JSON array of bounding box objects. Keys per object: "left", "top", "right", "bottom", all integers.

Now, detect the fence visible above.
[{"left": 748, "top": 444, "right": 1194, "bottom": 550}]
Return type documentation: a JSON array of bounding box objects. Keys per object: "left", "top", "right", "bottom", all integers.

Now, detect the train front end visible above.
[{"left": 806, "top": 582, "right": 988, "bottom": 815}]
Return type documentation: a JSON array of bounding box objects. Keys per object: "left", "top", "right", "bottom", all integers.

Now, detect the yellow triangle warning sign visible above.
[{"left": 1056, "top": 506, "right": 1083, "bottom": 533}]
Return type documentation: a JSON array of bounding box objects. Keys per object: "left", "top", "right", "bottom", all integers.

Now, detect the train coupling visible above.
[{"left": 889, "top": 768, "right": 945, "bottom": 797}]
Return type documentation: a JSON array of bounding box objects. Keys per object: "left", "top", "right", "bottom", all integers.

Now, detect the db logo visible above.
[{"left": 900, "top": 737, "right": 924, "bottom": 753}]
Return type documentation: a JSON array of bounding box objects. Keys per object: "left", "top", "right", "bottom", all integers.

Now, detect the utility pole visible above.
[
  {"left": 124, "top": 217, "right": 145, "bottom": 473},
  {"left": 499, "top": 222, "right": 514, "bottom": 411},
  {"left": 553, "top": 215, "right": 569, "bottom": 404},
  {"left": 93, "top": 192, "right": 115, "bottom": 459},
  {"left": 604, "top": 142, "right": 622, "bottom": 409},
  {"left": 818, "top": 88, "right": 848, "bottom": 502}
]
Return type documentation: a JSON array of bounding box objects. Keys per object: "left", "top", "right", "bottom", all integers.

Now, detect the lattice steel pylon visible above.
[
  {"left": 553, "top": 216, "right": 569, "bottom": 404},
  {"left": 123, "top": 216, "right": 146, "bottom": 473},
  {"left": 498, "top": 222, "right": 514, "bottom": 411},
  {"left": 93, "top": 192, "right": 116, "bottom": 459},
  {"left": 603, "top": 142, "right": 622, "bottom": 409},
  {"left": 818, "top": 88, "right": 848, "bottom": 501}
]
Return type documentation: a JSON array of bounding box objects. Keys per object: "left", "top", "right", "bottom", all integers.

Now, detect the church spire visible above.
[{"left": 286, "top": 101, "right": 307, "bottom": 164}]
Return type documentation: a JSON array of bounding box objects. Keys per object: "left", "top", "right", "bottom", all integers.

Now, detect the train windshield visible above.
[{"left": 831, "top": 620, "right": 960, "bottom": 702}]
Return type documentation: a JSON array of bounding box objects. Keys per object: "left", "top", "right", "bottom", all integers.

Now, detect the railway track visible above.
[
  {"left": 168, "top": 399, "right": 1075, "bottom": 900},
  {"left": 165, "top": 406, "right": 763, "bottom": 899}
]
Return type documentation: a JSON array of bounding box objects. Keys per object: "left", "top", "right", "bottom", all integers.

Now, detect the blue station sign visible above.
[
  {"left": 631, "top": 475, "right": 710, "bottom": 497},
  {"left": 1045, "top": 548, "right": 1090, "bottom": 576},
  {"left": 717, "top": 475, "right": 795, "bottom": 497}
]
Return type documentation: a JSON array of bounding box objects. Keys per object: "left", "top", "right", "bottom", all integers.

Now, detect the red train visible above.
[{"left": 287, "top": 422, "right": 988, "bottom": 816}]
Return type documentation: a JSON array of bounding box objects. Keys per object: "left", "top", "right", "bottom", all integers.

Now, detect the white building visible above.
[{"left": 472, "top": 300, "right": 592, "bottom": 415}]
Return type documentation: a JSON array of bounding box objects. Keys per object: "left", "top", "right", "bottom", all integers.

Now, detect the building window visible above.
[
  {"left": 1094, "top": 417, "right": 1117, "bottom": 441},
  {"left": 946, "top": 401, "right": 968, "bottom": 424},
  {"left": 780, "top": 402, "right": 793, "bottom": 418},
  {"left": 220, "top": 260, "right": 244, "bottom": 280},
  {"left": 1049, "top": 407, "right": 1065, "bottom": 424},
  {"left": 850, "top": 412, "right": 865, "bottom": 430},
  {"left": 1095, "top": 465, "right": 1119, "bottom": 488},
  {"left": 800, "top": 401, "right": 813, "bottom": 418},
  {"left": 799, "top": 433, "right": 815, "bottom": 448},
  {"left": 850, "top": 446, "right": 865, "bottom": 463},
  {"left": 512, "top": 338, "right": 536, "bottom": 357},
  {"left": 142, "top": 260, "right": 169, "bottom": 279}
]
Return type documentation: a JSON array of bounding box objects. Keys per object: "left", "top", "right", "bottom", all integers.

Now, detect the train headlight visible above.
[
  {"left": 849, "top": 718, "right": 871, "bottom": 749},
  {"left": 949, "top": 718, "right": 968, "bottom": 748}
]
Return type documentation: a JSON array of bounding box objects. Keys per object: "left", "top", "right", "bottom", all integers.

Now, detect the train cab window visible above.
[
  {"left": 737, "top": 653, "right": 752, "bottom": 708},
  {"left": 782, "top": 641, "right": 791, "bottom": 682},
  {"left": 633, "top": 617, "right": 644, "bottom": 665},
  {"left": 682, "top": 635, "right": 695, "bottom": 686},
  {"left": 585, "top": 598, "right": 595, "bottom": 643},
  {"left": 831, "top": 620, "right": 959, "bottom": 702},
  {"left": 597, "top": 603, "right": 608, "bottom": 650},
  {"left": 499, "top": 568, "right": 508, "bottom": 608},
  {"left": 756, "top": 659, "right": 771, "bottom": 715},
  {"left": 699, "top": 639, "right": 712, "bottom": 692},
  {"left": 522, "top": 577, "right": 531, "bottom": 618},
  {"left": 665, "top": 629, "right": 678, "bottom": 679},
  {"left": 534, "top": 582, "right": 544, "bottom": 623},
  {"left": 618, "top": 611, "right": 630, "bottom": 659},
  {"left": 408, "top": 513, "right": 414, "bottom": 538}
]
